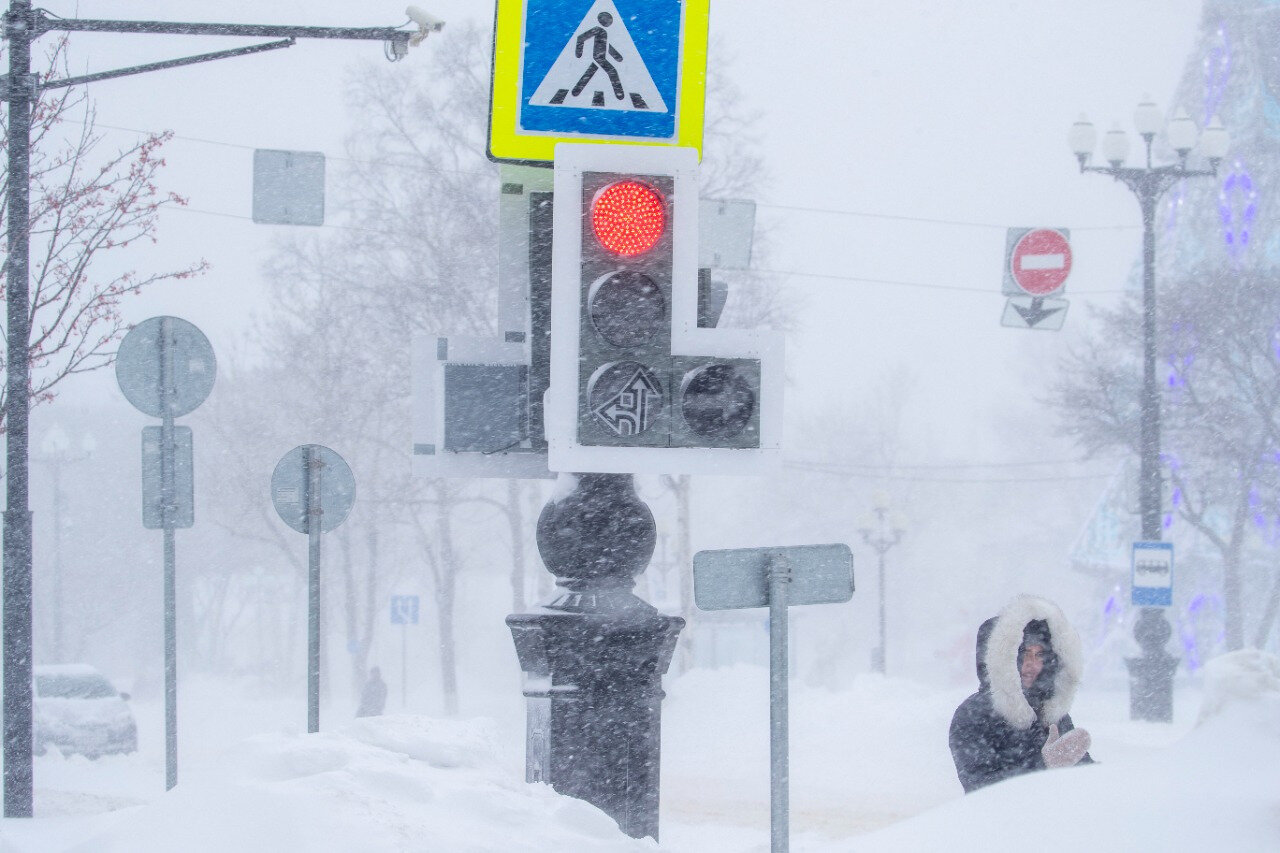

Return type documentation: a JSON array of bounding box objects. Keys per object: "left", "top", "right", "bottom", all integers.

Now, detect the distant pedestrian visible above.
[
  {"left": 356, "top": 666, "right": 387, "bottom": 718},
  {"left": 949, "top": 595, "right": 1094, "bottom": 793}
]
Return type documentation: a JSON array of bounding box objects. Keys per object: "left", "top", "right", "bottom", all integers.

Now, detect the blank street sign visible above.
[
  {"left": 141, "top": 426, "right": 194, "bottom": 529},
  {"left": 694, "top": 543, "right": 853, "bottom": 611},
  {"left": 253, "top": 149, "right": 325, "bottom": 226}
]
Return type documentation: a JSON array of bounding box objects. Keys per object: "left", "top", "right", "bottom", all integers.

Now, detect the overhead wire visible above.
[{"left": 87, "top": 120, "right": 1145, "bottom": 293}]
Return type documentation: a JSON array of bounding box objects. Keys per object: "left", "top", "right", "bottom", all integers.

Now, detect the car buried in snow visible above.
[{"left": 34, "top": 664, "right": 138, "bottom": 759}]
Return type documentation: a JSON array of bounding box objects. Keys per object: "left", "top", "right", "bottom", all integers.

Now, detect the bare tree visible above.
[
  {"left": 201, "top": 24, "right": 499, "bottom": 711},
  {"left": 1, "top": 38, "right": 204, "bottom": 428}
]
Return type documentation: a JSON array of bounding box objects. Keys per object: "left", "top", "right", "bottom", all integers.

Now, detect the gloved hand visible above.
[{"left": 1042, "top": 724, "right": 1091, "bottom": 768}]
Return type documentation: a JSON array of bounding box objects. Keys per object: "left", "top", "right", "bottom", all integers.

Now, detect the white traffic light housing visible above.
[{"left": 547, "top": 143, "right": 782, "bottom": 474}]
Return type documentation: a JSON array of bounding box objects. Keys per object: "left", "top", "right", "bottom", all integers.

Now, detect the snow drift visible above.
[{"left": 847, "top": 650, "right": 1280, "bottom": 853}]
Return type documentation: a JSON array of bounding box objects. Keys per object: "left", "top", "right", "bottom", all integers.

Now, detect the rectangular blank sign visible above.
[
  {"left": 142, "top": 426, "right": 194, "bottom": 529},
  {"left": 694, "top": 544, "right": 853, "bottom": 611},
  {"left": 253, "top": 149, "right": 325, "bottom": 226}
]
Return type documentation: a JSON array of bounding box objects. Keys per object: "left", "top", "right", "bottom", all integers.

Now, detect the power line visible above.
[
  {"left": 91, "top": 121, "right": 494, "bottom": 178},
  {"left": 788, "top": 456, "right": 1121, "bottom": 471},
  {"left": 785, "top": 461, "right": 1115, "bottom": 484},
  {"left": 756, "top": 201, "right": 1140, "bottom": 233},
  {"left": 89, "top": 121, "right": 1144, "bottom": 232},
  {"left": 755, "top": 268, "right": 1129, "bottom": 296}
]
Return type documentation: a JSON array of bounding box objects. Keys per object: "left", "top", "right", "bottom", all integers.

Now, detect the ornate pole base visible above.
[
  {"left": 1125, "top": 608, "right": 1178, "bottom": 722},
  {"left": 507, "top": 473, "right": 683, "bottom": 841}
]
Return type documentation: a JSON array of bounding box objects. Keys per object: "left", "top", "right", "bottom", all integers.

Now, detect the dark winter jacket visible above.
[
  {"left": 948, "top": 595, "right": 1093, "bottom": 793},
  {"left": 356, "top": 670, "right": 387, "bottom": 718}
]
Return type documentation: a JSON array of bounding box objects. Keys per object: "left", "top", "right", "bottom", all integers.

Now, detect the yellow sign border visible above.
[{"left": 488, "top": 0, "right": 709, "bottom": 164}]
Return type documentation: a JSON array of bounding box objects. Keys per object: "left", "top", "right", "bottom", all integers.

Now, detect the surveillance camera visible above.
[{"left": 406, "top": 6, "right": 445, "bottom": 33}]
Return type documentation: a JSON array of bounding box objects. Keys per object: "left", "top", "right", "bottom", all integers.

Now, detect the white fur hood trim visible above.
[{"left": 984, "top": 595, "right": 1083, "bottom": 730}]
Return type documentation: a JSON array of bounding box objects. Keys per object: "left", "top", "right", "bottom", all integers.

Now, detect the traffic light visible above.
[{"left": 546, "top": 144, "right": 781, "bottom": 474}]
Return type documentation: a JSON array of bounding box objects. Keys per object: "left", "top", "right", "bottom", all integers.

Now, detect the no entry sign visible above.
[{"left": 1005, "top": 228, "right": 1072, "bottom": 296}]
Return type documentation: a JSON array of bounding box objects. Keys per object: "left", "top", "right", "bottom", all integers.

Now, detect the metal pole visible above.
[
  {"left": 768, "top": 555, "right": 792, "bottom": 853},
  {"left": 51, "top": 456, "right": 63, "bottom": 662},
  {"left": 160, "top": 318, "right": 178, "bottom": 790},
  {"left": 306, "top": 447, "right": 322, "bottom": 733},
  {"left": 1139, "top": 187, "right": 1161, "bottom": 544},
  {"left": 3, "top": 0, "right": 36, "bottom": 819},
  {"left": 877, "top": 545, "right": 887, "bottom": 674}
]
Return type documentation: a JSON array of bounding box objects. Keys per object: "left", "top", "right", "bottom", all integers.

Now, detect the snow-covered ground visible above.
[{"left": 3, "top": 651, "right": 1275, "bottom": 852}]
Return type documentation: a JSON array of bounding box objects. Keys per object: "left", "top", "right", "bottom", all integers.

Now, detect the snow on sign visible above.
[
  {"left": 1004, "top": 227, "right": 1073, "bottom": 296},
  {"left": 488, "top": 0, "right": 709, "bottom": 163}
]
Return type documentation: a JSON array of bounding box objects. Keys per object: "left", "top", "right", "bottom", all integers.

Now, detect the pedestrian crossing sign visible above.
[{"left": 489, "top": 0, "right": 709, "bottom": 163}]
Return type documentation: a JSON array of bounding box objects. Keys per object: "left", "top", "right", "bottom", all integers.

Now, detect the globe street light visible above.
[
  {"left": 1068, "top": 97, "right": 1228, "bottom": 722},
  {"left": 858, "top": 493, "right": 905, "bottom": 675}
]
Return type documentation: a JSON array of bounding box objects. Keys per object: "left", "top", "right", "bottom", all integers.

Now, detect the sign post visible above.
[
  {"left": 116, "top": 316, "right": 216, "bottom": 791},
  {"left": 390, "top": 594, "right": 420, "bottom": 709},
  {"left": 693, "top": 544, "right": 854, "bottom": 853},
  {"left": 271, "top": 445, "right": 355, "bottom": 733},
  {"left": 1001, "top": 227, "right": 1072, "bottom": 330}
]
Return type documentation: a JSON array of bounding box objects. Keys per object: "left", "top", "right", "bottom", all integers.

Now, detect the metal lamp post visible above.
[
  {"left": 1068, "top": 97, "right": 1229, "bottom": 721},
  {"left": 35, "top": 425, "right": 95, "bottom": 664},
  {"left": 858, "top": 494, "right": 904, "bottom": 675}
]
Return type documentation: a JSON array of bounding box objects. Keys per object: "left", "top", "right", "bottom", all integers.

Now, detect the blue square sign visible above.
[
  {"left": 390, "top": 595, "right": 420, "bottom": 625},
  {"left": 520, "top": 0, "right": 682, "bottom": 140}
]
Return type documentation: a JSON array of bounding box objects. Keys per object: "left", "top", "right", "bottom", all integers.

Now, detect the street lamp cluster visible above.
[{"left": 1067, "top": 97, "right": 1229, "bottom": 722}]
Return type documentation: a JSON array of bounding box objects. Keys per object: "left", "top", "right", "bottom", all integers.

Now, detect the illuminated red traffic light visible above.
[{"left": 591, "top": 180, "right": 666, "bottom": 257}]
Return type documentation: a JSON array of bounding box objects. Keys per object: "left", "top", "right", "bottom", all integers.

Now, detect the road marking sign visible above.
[
  {"left": 489, "top": 0, "right": 709, "bottom": 163},
  {"left": 529, "top": 3, "right": 667, "bottom": 113},
  {"left": 1004, "top": 228, "right": 1073, "bottom": 296},
  {"left": 390, "top": 595, "right": 420, "bottom": 625},
  {"left": 1001, "top": 295, "right": 1069, "bottom": 330}
]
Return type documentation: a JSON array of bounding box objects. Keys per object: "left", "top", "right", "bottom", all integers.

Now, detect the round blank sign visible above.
[
  {"left": 270, "top": 444, "right": 355, "bottom": 534},
  {"left": 116, "top": 316, "right": 217, "bottom": 418}
]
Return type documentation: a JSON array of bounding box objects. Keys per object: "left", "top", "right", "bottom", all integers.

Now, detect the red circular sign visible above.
[{"left": 1010, "top": 229, "right": 1072, "bottom": 296}]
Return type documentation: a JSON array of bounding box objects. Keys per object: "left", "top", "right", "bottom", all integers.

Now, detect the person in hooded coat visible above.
[
  {"left": 356, "top": 666, "right": 388, "bottom": 718},
  {"left": 949, "top": 595, "right": 1094, "bottom": 793}
]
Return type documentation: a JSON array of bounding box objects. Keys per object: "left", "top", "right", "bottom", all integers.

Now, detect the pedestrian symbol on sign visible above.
[{"left": 530, "top": 0, "right": 668, "bottom": 113}]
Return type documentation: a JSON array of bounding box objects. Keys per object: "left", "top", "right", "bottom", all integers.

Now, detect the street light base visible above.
[{"left": 1126, "top": 608, "right": 1177, "bottom": 722}]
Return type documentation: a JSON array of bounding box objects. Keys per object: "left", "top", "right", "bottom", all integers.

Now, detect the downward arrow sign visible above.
[{"left": 1013, "top": 297, "right": 1065, "bottom": 328}]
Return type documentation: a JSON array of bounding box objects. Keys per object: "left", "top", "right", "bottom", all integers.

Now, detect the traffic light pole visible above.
[
  {"left": 507, "top": 473, "right": 683, "bottom": 841},
  {"left": 1, "top": 2, "right": 417, "bottom": 816}
]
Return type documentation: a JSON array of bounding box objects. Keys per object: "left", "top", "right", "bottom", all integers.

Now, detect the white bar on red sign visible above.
[{"left": 1020, "top": 253, "right": 1066, "bottom": 270}]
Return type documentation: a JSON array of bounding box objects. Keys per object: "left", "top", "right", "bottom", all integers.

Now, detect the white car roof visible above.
[{"left": 33, "top": 664, "right": 106, "bottom": 678}]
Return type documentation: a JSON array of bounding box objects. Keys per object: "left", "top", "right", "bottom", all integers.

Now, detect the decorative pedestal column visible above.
[
  {"left": 507, "top": 473, "right": 683, "bottom": 841},
  {"left": 1125, "top": 608, "right": 1178, "bottom": 722}
]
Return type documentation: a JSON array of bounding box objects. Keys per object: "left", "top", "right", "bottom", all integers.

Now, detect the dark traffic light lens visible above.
[
  {"left": 591, "top": 180, "right": 666, "bottom": 256},
  {"left": 681, "top": 364, "right": 755, "bottom": 438},
  {"left": 588, "top": 271, "right": 666, "bottom": 347},
  {"left": 588, "top": 361, "right": 665, "bottom": 437}
]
